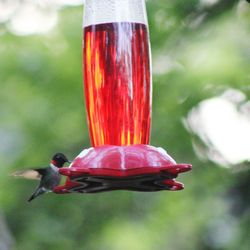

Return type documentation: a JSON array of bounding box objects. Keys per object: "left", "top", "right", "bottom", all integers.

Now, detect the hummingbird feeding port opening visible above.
[{"left": 55, "top": 0, "right": 191, "bottom": 194}]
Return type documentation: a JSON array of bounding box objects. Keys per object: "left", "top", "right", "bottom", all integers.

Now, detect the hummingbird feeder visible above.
[{"left": 54, "top": 0, "right": 191, "bottom": 194}]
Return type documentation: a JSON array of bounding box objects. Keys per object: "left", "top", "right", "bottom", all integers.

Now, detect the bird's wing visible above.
[{"left": 11, "top": 168, "right": 47, "bottom": 180}]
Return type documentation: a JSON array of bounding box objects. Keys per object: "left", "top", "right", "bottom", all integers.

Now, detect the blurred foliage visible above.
[{"left": 0, "top": 0, "right": 250, "bottom": 250}]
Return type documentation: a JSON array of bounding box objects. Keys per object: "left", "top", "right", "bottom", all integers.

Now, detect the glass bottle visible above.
[{"left": 83, "top": 0, "right": 152, "bottom": 146}]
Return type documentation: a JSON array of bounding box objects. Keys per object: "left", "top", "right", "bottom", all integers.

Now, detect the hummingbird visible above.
[{"left": 12, "top": 153, "right": 70, "bottom": 202}]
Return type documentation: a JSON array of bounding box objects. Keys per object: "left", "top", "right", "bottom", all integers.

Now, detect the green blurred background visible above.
[{"left": 0, "top": 0, "right": 249, "bottom": 249}]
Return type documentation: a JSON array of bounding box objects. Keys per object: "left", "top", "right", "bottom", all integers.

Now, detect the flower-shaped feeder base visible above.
[{"left": 54, "top": 145, "right": 192, "bottom": 194}]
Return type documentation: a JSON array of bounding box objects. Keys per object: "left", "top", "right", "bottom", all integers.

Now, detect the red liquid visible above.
[{"left": 83, "top": 22, "right": 152, "bottom": 146}]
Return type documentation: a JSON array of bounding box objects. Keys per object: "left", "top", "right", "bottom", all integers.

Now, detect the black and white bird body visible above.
[{"left": 12, "top": 153, "right": 70, "bottom": 202}]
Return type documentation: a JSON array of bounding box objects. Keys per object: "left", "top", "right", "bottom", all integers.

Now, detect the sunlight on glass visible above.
[{"left": 186, "top": 89, "right": 250, "bottom": 166}]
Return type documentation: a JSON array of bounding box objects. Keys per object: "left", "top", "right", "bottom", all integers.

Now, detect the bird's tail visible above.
[{"left": 28, "top": 187, "right": 46, "bottom": 202}]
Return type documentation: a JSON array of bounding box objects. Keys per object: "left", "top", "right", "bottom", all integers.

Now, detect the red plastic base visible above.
[{"left": 54, "top": 145, "right": 192, "bottom": 194}]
